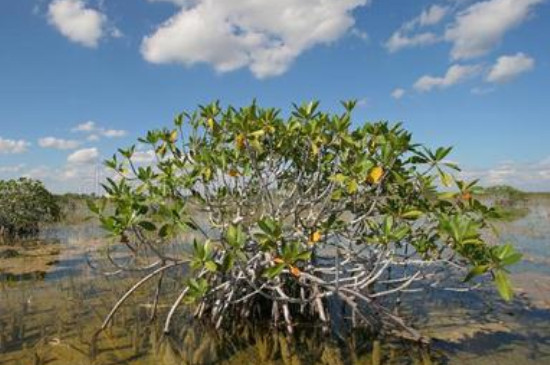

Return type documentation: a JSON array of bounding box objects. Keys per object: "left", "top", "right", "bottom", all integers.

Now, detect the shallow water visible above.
[{"left": 1, "top": 199, "right": 550, "bottom": 364}]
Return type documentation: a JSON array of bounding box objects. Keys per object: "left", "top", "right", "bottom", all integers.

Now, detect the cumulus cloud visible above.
[
  {"left": 417, "top": 4, "right": 449, "bottom": 27},
  {"left": 72, "top": 120, "right": 96, "bottom": 132},
  {"left": 21, "top": 163, "right": 109, "bottom": 194},
  {"left": 445, "top": 0, "right": 544, "bottom": 60},
  {"left": 101, "top": 129, "right": 127, "bottom": 138},
  {"left": 414, "top": 64, "right": 481, "bottom": 92},
  {"left": 0, "top": 137, "right": 30, "bottom": 154},
  {"left": 38, "top": 137, "right": 80, "bottom": 150},
  {"left": 67, "top": 147, "right": 99, "bottom": 164},
  {"left": 461, "top": 157, "right": 550, "bottom": 191},
  {"left": 402, "top": 4, "right": 449, "bottom": 31},
  {"left": 72, "top": 121, "right": 127, "bottom": 139},
  {"left": 385, "top": 5, "right": 448, "bottom": 53},
  {"left": 141, "top": 0, "right": 370, "bottom": 78},
  {"left": 391, "top": 88, "right": 406, "bottom": 99},
  {"left": 147, "top": 0, "right": 190, "bottom": 6},
  {"left": 47, "top": 0, "right": 111, "bottom": 48},
  {"left": 486, "top": 52, "right": 535, "bottom": 83},
  {"left": 385, "top": 31, "right": 439, "bottom": 53},
  {"left": 0, "top": 164, "right": 26, "bottom": 174},
  {"left": 132, "top": 150, "right": 156, "bottom": 164}
]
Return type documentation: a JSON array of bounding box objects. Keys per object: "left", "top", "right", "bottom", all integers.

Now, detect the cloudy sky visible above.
[{"left": 0, "top": 0, "right": 549, "bottom": 192}]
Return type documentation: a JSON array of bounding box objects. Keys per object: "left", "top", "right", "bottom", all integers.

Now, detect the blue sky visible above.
[{"left": 0, "top": 0, "right": 549, "bottom": 192}]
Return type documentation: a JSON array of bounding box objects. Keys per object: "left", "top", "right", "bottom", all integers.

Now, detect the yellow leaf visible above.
[
  {"left": 228, "top": 168, "right": 239, "bottom": 177},
  {"left": 169, "top": 130, "right": 178, "bottom": 143},
  {"left": 235, "top": 134, "right": 246, "bottom": 150},
  {"left": 202, "top": 167, "right": 212, "bottom": 181},
  {"left": 290, "top": 266, "right": 301, "bottom": 277},
  {"left": 347, "top": 179, "right": 358, "bottom": 194},
  {"left": 309, "top": 230, "right": 322, "bottom": 245},
  {"left": 273, "top": 258, "right": 284, "bottom": 264},
  {"left": 367, "top": 166, "right": 384, "bottom": 184},
  {"left": 206, "top": 118, "right": 215, "bottom": 130},
  {"left": 440, "top": 172, "right": 453, "bottom": 187}
]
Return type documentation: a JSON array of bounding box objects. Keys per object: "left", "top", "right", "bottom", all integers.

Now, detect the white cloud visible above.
[
  {"left": 385, "top": 31, "right": 439, "bottom": 53},
  {"left": 72, "top": 120, "right": 96, "bottom": 132},
  {"left": 132, "top": 150, "right": 156, "bottom": 164},
  {"left": 414, "top": 64, "right": 481, "bottom": 92},
  {"left": 461, "top": 156, "right": 550, "bottom": 191},
  {"left": 147, "top": 0, "right": 190, "bottom": 6},
  {"left": 72, "top": 121, "right": 127, "bottom": 139},
  {"left": 0, "top": 137, "right": 30, "bottom": 154},
  {"left": 38, "top": 137, "right": 80, "bottom": 150},
  {"left": 141, "top": 0, "right": 370, "bottom": 78},
  {"left": 67, "top": 147, "right": 99, "bottom": 164},
  {"left": 0, "top": 164, "right": 26, "bottom": 174},
  {"left": 391, "top": 88, "right": 406, "bottom": 99},
  {"left": 385, "top": 4, "right": 448, "bottom": 53},
  {"left": 486, "top": 52, "right": 535, "bottom": 83},
  {"left": 101, "top": 129, "right": 127, "bottom": 138},
  {"left": 48, "top": 0, "right": 109, "bottom": 48},
  {"left": 21, "top": 163, "right": 109, "bottom": 194},
  {"left": 418, "top": 5, "right": 449, "bottom": 27},
  {"left": 351, "top": 28, "right": 369, "bottom": 42},
  {"left": 445, "top": 0, "right": 544, "bottom": 60}
]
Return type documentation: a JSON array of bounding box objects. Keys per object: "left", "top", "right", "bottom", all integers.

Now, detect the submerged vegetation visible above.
[
  {"left": 88, "top": 100, "right": 522, "bottom": 344},
  {"left": 0, "top": 178, "right": 60, "bottom": 243}
]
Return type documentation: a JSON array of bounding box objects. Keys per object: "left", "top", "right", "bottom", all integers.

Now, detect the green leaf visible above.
[
  {"left": 294, "top": 251, "right": 312, "bottom": 262},
  {"left": 464, "top": 264, "right": 489, "bottom": 282},
  {"left": 248, "top": 129, "right": 265, "bottom": 138},
  {"left": 138, "top": 221, "right": 156, "bottom": 231},
  {"left": 439, "top": 171, "right": 453, "bottom": 187},
  {"left": 159, "top": 224, "right": 171, "bottom": 238},
  {"left": 383, "top": 215, "right": 393, "bottom": 236},
  {"left": 226, "top": 224, "right": 245, "bottom": 248},
  {"left": 494, "top": 270, "right": 514, "bottom": 301},
  {"left": 438, "top": 192, "right": 456, "bottom": 200},
  {"left": 221, "top": 254, "right": 235, "bottom": 272},
  {"left": 500, "top": 252, "right": 522, "bottom": 266},
  {"left": 258, "top": 218, "right": 276, "bottom": 235},
  {"left": 347, "top": 179, "right": 358, "bottom": 194},
  {"left": 204, "top": 260, "right": 218, "bottom": 272},
  {"left": 330, "top": 173, "right": 347, "bottom": 184},
  {"left": 263, "top": 264, "right": 285, "bottom": 279},
  {"left": 402, "top": 210, "right": 423, "bottom": 219}
]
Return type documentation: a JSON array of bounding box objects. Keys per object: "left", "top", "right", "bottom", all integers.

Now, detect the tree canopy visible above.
[
  {"left": 0, "top": 177, "right": 60, "bottom": 241},
  {"left": 91, "top": 101, "right": 521, "bottom": 340}
]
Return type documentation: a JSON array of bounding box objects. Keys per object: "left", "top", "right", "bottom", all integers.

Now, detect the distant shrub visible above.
[
  {"left": 0, "top": 178, "right": 60, "bottom": 242},
  {"left": 478, "top": 185, "right": 529, "bottom": 221}
]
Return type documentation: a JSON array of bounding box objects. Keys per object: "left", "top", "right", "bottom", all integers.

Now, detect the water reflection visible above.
[{"left": 0, "top": 200, "right": 549, "bottom": 364}]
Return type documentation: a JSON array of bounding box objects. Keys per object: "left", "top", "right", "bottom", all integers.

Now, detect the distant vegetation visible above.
[
  {"left": 89, "top": 101, "right": 522, "bottom": 342},
  {"left": 478, "top": 185, "right": 530, "bottom": 222},
  {"left": 478, "top": 185, "right": 527, "bottom": 202},
  {"left": 0, "top": 178, "right": 60, "bottom": 243},
  {"left": 54, "top": 192, "right": 101, "bottom": 225}
]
